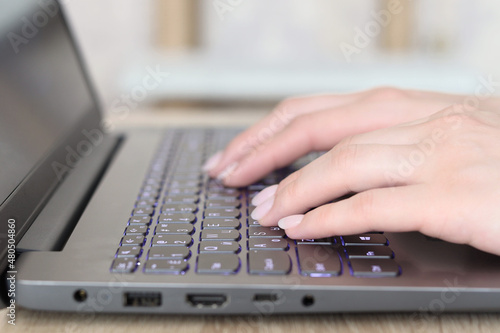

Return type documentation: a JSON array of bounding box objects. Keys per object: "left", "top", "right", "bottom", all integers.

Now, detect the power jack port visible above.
[
  {"left": 74, "top": 289, "right": 88, "bottom": 302},
  {"left": 302, "top": 295, "right": 315, "bottom": 307}
]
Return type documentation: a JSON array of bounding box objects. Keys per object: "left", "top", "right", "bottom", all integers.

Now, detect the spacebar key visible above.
[{"left": 248, "top": 250, "right": 291, "bottom": 275}]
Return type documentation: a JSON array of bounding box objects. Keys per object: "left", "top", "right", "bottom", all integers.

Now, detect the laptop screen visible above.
[
  {"left": 0, "top": 0, "right": 96, "bottom": 204},
  {"left": 0, "top": 0, "right": 102, "bottom": 270}
]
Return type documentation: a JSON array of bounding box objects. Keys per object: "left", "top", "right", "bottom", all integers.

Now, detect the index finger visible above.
[
  {"left": 254, "top": 143, "right": 419, "bottom": 226},
  {"left": 207, "top": 91, "right": 373, "bottom": 179}
]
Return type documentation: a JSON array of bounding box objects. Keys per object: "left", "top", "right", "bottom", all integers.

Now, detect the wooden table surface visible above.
[
  {"left": 2, "top": 308, "right": 500, "bottom": 333},
  {"left": 2, "top": 106, "right": 499, "bottom": 332}
]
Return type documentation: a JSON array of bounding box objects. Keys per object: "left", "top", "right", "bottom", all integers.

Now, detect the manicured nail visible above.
[
  {"left": 251, "top": 185, "right": 278, "bottom": 206},
  {"left": 216, "top": 161, "right": 239, "bottom": 182},
  {"left": 278, "top": 215, "right": 304, "bottom": 229},
  {"left": 202, "top": 151, "right": 223, "bottom": 172},
  {"left": 251, "top": 196, "right": 274, "bottom": 221}
]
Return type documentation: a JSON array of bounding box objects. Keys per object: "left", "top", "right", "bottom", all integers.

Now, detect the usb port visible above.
[
  {"left": 124, "top": 292, "right": 162, "bottom": 307},
  {"left": 186, "top": 294, "right": 227, "bottom": 308}
]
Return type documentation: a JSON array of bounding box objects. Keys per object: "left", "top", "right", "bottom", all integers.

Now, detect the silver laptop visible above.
[{"left": 2, "top": 0, "right": 500, "bottom": 315}]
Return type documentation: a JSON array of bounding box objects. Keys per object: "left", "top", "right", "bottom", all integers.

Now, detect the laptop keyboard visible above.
[{"left": 111, "top": 129, "right": 401, "bottom": 278}]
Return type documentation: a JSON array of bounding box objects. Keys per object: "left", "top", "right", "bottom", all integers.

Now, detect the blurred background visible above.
[{"left": 63, "top": 0, "right": 500, "bottom": 113}]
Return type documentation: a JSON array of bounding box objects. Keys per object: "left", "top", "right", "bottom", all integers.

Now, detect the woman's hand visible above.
[
  {"left": 205, "top": 87, "right": 482, "bottom": 186},
  {"left": 204, "top": 87, "right": 500, "bottom": 255},
  {"left": 252, "top": 106, "right": 500, "bottom": 256}
]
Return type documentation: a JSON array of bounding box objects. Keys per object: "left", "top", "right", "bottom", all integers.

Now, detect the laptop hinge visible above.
[{"left": 17, "top": 134, "right": 123, "bottom": 252}]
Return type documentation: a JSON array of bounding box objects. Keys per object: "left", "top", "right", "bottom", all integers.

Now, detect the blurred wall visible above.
[{"left": 63, "top": 0, "right": 500, "bottom": 109}]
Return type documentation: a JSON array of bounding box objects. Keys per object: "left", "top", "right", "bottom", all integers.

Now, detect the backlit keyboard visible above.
[{"left": 111, "top": 129, "right": 401, "bottom": 278}]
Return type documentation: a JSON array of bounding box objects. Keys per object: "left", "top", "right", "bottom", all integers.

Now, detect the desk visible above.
[{"left": 2, "top": 107, "right": 500, "bottom": 332}]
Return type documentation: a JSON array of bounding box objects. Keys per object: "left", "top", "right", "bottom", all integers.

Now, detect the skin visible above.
[{"left": 205, "top": 87, "right": 500, "bottom": 256}]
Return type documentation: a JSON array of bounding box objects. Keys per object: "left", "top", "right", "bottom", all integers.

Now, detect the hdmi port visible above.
[{"left": 186, "top": 294, "right": 228, "bottom": 308}]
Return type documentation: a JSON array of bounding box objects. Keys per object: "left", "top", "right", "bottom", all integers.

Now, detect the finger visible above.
[
  {"left": 339, "top": 119, "right": 433, "bottom": 147},
  {"left": 278, "top": 185, "right": 431, "bottom": 239},
  {"left": 221, "top": 100, "right": 426, "bottom": 187},
  {"left": 255, "top": 144, "right": 420, "bottom": 226},
  {"left": 207, "top": 90, "right": 384, "bottom": 178},
  {"left": 273, "top": 114, "right": 439, "bottom": 191}
]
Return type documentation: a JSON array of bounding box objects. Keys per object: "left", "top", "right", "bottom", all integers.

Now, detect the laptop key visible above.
[
  {"left": 196, "top": 253, "right": 240, "bottom": 274},
  {"left": 135, "top": 198, "right": 157, "bottom": 207},
  {"left": 170, "top": 180, "right": 201, "bottom": 188},
  {"left": 111, "top": 258, "right": 138, "bottom": 273},
  {"left": 121, "top": 235, "right": 145, "bottom": 246},
  {"left": 129, "top": 215, "right": 152, "bottom": 225},
  {"left": 296, "top": 238, "right": 334, "bottom": 245},
  {"left": 155, "top": 223, "right": 194, "bottom": 235},
  {"left": 148, "top": 246, "right": 191, "bottom": 260},
  {"left": 131, "top": 207, "right": 154, "bottom": 216},
  {"left": 164, "top": 195, "right": 199, "bottom": 204},
  {"left": 248, "top": 238, "right": 289, "bottom": 251},
  {"left": 199, "top": 241, "right": 240, "bottom": 254},
  {"left": 116, "top": 246, "right": 142, "bottom": 258},
  {"left": 169, "top": 173, "right": 201, "bottom": 181},
  {"left": 167, "top": 187, "right": 201, "bottom": 196},
  {"left": 144, "top": 178, "right": 162, "bottom": 186},
  {"left": 206, "top": 187, "right": 240, "bottom": 195},
  {"left": 144, "top": 259, "right": 188, "bottom": 274},
  {"left": 248, "top": 250, "right": 291, "bottom": 275},
  {"left": 152, "top": 234, "right": 193, "bottom": 247},
  {"left": 201, "top": 218, "right": 240, "bottom": 229},
  {"left": 207, "top": 192, "right": 241, "bottom": 199},
  {"left": 349, "top": 259, "right": 400, "bottom": 277},
  {"left": 200, "top": 229, "right": 241, "bottom": 241},
  {"left": 204, "top": 208, "right": 241, "bottom": 219},
  {"left": 205, "top": 198, "right": 241, "bottom": 209},
  {"left": 161, "top": 203, "right": 198, "bottom": 213},
  {"left": 296, "top": 244, "right": 341, "bottom": 277},
  {"left": 143, "top": 184, "right": 161, "bottom": 192},
  {"left": 139, "top": 190, "right": 159, "bottom": 200},
  {"left": 247, "top": 217, "right": 261, "bottom": 227},
  {"left": 344, "top": 246, "right": 394, "bottom": 259},
  {"left": 248, "top": 226, "right": 285, "bottom": 238},
  {"left": 158, "top": 212, "right": 196, "bottom": 223},
  {"left": 341, "top": 234, "right": 388, "bottom": 246},
  {"left": 125, "top": 225, "right": 148, "bottom": 235}
]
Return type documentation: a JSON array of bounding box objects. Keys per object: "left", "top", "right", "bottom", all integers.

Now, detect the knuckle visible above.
[
  {"left": 335, "top": 135, "right": 355, "bottom": 149},
  {"left": 351, "top": 191, "right": 376, "bottom": 222},
  {"left": 438, "top": 105, "right": 484, "bottom": 129},
  {"left": 366, "top": 87, "right": 407, "bottom": 102},
  {"left": 285, "top": 113, "right": 314, "bottom": 138},
  {"left": 313, "top": 206, "right": 336, "bottom": 229},
  {"left": 276, "top": 175, "right": 302, "bottom": 205},
  {"left": 330, "top": 143, "right": 359, "bottom": 171}
]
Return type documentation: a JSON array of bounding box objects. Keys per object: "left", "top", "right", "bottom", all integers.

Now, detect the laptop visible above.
[{"left": 2, "top": 0, "right": 500, "bottom": 315}]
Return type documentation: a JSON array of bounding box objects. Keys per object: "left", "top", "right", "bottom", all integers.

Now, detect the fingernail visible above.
[
  {"left": 251, "top": 184, "right": 278, "bottom": 206},
  {"left": 202, "top": 151, "right": 223, "bottom": 172},
  {"left": 216, "top": 161, "right": 239, "bottom": 182},
  {"left": 251, "top": 196, "right": 274, "bottom": 221},
  {"left": 278, "top": 215, "right": 304, "bottom": 229}
]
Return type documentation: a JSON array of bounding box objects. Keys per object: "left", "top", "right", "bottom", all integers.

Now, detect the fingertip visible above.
[
  {"left": 251, "top": 185, "right": 278, "bottom": 206},
  {"left": 215, "top": 161, "right": 239, "bottom": 182},
  {"left": 202, "top": 151, "right": 223, "bottom": 173},
  {"left": 278, "top": 214, "right": 304, "bottom": 230},
  {"left": 250, "top": 196, "right": 275, "bottom": 221}
]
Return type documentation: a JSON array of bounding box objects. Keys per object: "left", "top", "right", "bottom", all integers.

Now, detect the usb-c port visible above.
[{"left": 253, "top": 294, "right": 280, "bottom": 303}]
